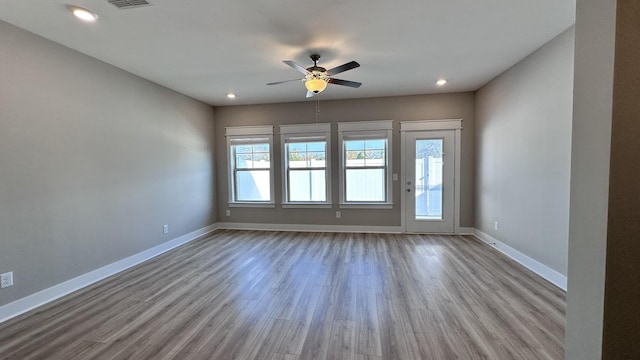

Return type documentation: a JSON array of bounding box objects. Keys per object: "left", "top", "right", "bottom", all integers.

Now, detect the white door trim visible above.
[{"left": 400, "top": 119, "right": 462, "bottom": 233}]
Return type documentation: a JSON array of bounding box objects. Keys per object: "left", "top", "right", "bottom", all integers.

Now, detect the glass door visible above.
[{"left": 404, "top": 130, "right": 455, "bottom": 233}]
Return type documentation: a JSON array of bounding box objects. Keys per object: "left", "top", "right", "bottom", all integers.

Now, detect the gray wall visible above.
[
  {"left": 0, "top": 21, "right": 216, "bottom": 306},
  {"left": 475, "top": 27, "right": 575, "bottom": 275},
  {"left": 214, "top": 93, "right": 475, "bottom": 228},
  {"left": 565, "top": 0, "right": 616, "bottom": 358}
]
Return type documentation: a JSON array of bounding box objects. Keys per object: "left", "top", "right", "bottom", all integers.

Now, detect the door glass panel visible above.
[{"left": 415, "top": 139, "right": 443, "bottom": 220}]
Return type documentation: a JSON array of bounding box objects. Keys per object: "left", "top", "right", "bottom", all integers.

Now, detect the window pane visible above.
[
  {"left": 366, "top": 159, "right": 385, "bottom": 167},
  {"left": 285, "top": 140, "right": 328, "bottom": 202},
  {"left": 235, "top": 154, "right": 251, "bottom": 168},
  {"left": 235, "top": 145, "right": 253, "bottom": 153},
  {"left": 365, "top": 139, "right": 385, "bottom": 150},
  {"left": 306, "top": 142, "right": 325, "bottom": 151},
  {"left": 252, "top": 153, "right": 270, "bottom": 168},
  {"left": 289, "top": 170, "right": 326, "bottom": 202},
  {"left": 287, "top": 141, "right": 326, "bottom": 169},
  {"left": 345, "top": 150, "right": 363, "bottom": 167},
  {"left": 345, "top": 139, "right": 385, "bottom": 167},
  {"left": 252, "top": 143, "right": 269, "bottom": 152},
  {"left": 308, "top": 152, "right": 325, "bottom": 168},
  {"left": 289, "top": 158, "right": 306, "bottom": 168},
  {"left": 366, "top": 150, "right": 384, "bottom": 159},
  {"left": 232, "top": 143, "right": 270, "bottom": 169},
  {"left": 288, "top": 145, "right": 306, "bottom": 167},
  {"left": 288, "top": 143, "right": 306, "bottom": 153},
  {"left": 345, "top": 140, "right": 365, "bottom": 151},
  {"left": 415, "top": 139, "right": 443, "bottom": 219},
  {"left": 345, "top": 168, "right": 385, "bottom": 202},
  {"left": 228, "top": 127, "right": 273, "bottom": 205},
  {"left": 339, "top": 124, "right": 391, "bottom": 205},
  {"left": 308, "top": 151, "right": 325, "bottom": 160},
  {"left": 236, "top": 170, "right": 270, "bottom": 201},
  {"left": 365, "top": 150, "right": 385, "bottom": 167}
]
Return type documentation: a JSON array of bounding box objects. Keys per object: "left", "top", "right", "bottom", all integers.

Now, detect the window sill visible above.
[
  {"left": 282, "top": 203, "right": 332, "bottom": 209},
  {"left": 339, "top": 203, "right": 393, "bottom": 210},
  {"left": 228, "top": 202, "right": 276, "bottom": 208}
]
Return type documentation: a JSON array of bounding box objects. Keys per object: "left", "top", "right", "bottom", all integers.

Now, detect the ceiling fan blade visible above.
[
  {"left": 306, "top": 91, "right": 314, "bottom": 98},
  {"left": 283, "top": 60, "right": 309, "bottom": 75},
  {"left": 266, "top": 79, "right": 302, "bottom": 85},
  {"left": 326, "top": 61, "right": 360, "bottom": 76},
  {"left": 328, "top": 78, "right": 362, "bottom": 88}
]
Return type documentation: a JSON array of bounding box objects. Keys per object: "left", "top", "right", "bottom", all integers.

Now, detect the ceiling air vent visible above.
[{"left": 108, "top": 0, "right": 151, "bottom": 9}]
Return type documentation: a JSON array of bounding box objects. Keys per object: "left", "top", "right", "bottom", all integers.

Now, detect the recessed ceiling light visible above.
[
  {"left": 226, "top": 93, "right": 236, "bottom": 99},
  {"left": 436, "top": 79, "right": 448, "bottom": 86},
  {"left": 67, "top": 6, "right": 98, "bottom": 22}
]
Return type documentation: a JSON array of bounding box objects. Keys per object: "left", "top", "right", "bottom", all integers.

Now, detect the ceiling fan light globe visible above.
[{"left": 305, "top": 78, "right": 327, "bottom": 94}]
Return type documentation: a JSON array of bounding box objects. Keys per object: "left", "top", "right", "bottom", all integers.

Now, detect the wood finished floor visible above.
[{"left": 0, "top": 230, "right": 565, "bottom": 360}]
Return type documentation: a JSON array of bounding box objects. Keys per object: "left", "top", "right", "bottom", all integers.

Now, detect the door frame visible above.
[{"left": 400, "top": 119, "right": 462, "bottom": 233}]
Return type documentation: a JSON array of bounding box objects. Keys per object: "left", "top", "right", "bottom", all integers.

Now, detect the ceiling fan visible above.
[{"left": 266, "top": 54, "right": 361, "bottom": 97}]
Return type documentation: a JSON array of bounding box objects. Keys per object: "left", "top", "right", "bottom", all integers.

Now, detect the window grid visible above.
[
  {"left": 284, "top": 140, "right": 328, "bottom": 203},
  {"left": 343, "top": 139, "right": 388, "bottom": 203},
  {"left": 234, "top": 144, "right": 270, "bottom": 169},
  {"left": 231, "top": 142, "right": 271, "bottom": 202},
  {"left": 226, "top": 125, "right": 274, "bottom": 207},
  {"left": 338, "top": 120, "right": 393, "bottom": 207}
]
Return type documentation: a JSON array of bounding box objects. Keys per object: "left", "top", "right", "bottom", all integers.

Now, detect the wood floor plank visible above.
[
  {"left": 297, "top": 285, "right": 337, "bottom": 360},
  {"left": 355, "top": 274, "right": 382, "bottom": 357},
  {"left": 327, "top": 320, "right": 356, "bottom": 360},
  {"left": 274, "top": 275, "right": 325, "bottom": 355},
  {"left": 0, "top": 230, "right": 565, "bottom": 360},
  {"left": 271, "top": 353, "right": 298, "bottom": 360},
  {"left": 355, "top": 355, "right": 383, "bottom": 360}
]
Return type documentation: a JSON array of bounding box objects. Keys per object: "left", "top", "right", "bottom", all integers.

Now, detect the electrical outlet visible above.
[
  {"left": 336, "top": 211, "right": 341, "bottom": 219},
  {"left": 163, "top": 224, "right": 169, "bottom": 234},
  {"left": 494, "top": 221, "right": 499, "bottom": 231},
  {"left": 1, "top": 272, "right": 13, "bottom": 288},
  {"left": 226, "top": 210, "right": 231, "bottom": 216}
]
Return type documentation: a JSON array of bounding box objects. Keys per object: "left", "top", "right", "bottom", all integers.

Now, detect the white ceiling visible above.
[{"left": 0, "top": 0, "right": 575, "bottom": 106}]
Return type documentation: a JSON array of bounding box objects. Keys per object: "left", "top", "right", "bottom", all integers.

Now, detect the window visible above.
[
  {"left": 226, "top": 126, "right": 274, "bottom": 207},
  {"left": 280, "top": 123, "right": 331, "bottom": 207},
  {"left": 338, "top": 120, "right": 393, "bottom": 207}
]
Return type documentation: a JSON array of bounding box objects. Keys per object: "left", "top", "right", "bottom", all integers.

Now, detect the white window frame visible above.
[
  {"left": 226, "top": 125, "right": 275, "bottom": 208},
  {"left": 338, "top": 120, "right": 393, "bottom": 209},
  {"left": 280, "top": 123, "right": 332, "bottom": 208}
]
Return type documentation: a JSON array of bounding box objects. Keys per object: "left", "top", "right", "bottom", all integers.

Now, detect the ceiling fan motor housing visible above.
[{"left": 307, "top": 54, "right": 327, "bottom": 78}]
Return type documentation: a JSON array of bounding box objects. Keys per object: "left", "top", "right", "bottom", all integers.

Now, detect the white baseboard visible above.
[
  {"left": 217, "top": 222, "right": 475, "bottom": 235},
  {"left": 0, "top": 224, "right": 218, "bottom": 324},
  {"left": 472, "top": 228, "right": 567, "bottom": 291},
  {"left": 217, "top": 222, "right": 403, "bottom": 234}
]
